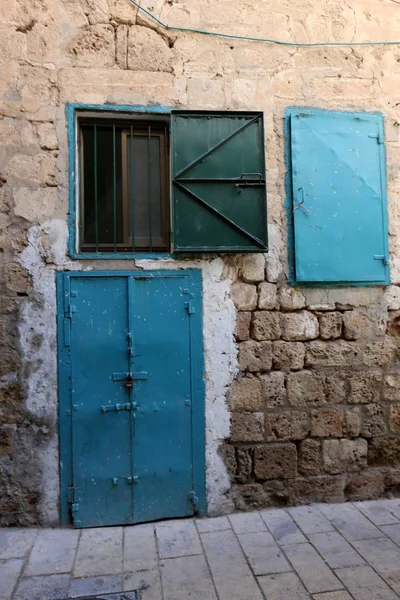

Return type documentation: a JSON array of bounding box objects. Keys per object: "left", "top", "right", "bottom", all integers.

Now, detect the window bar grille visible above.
[
  {"left": 93, "top": 124, "right": 99, "bottom": 253},
  {"left": 164, "top": 124, "right": 169, "bottom": 249},
  {"left": 113, "top": 123, "right": 117, "bottom": 253},
  {"left": 130, "top": 124, "right": 135, "bottom": 252},
  {"left": 147, "top": 124, "right": 152, "bottom": 252}
]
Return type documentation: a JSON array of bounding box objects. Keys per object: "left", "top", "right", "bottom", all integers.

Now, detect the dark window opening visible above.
[{"left": 79, "top": 119, "right": 169, "bottom": 253}]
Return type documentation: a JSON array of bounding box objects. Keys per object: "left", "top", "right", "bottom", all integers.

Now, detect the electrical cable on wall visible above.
[{"left": 128, "top": 0, "right": 400, "bottom": 47}]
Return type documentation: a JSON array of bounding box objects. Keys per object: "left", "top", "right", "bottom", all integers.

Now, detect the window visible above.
[
  {"left": 73, "top": 108, "right": 268, "bottom": 256},
  {"left": 286, "top": 108, "right": 389, "bottom": 285}
]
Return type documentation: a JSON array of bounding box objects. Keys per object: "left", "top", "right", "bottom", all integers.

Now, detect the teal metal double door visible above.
[{"left": 58, "top": 270, "right": 205, "bottom": 528}]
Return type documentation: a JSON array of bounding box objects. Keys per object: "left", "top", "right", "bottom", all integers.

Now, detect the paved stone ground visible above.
[{"left": 2, "top": 500, "right": 400, "bottom": 600}]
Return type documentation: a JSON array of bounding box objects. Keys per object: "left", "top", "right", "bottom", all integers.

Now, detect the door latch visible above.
[{"left": 124, "top": 373, "right": 133, "bottom": 390}]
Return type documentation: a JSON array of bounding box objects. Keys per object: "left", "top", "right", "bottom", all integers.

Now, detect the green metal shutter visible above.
[{"left": 171, "top": 111, "right": 268, "bottom": 252}]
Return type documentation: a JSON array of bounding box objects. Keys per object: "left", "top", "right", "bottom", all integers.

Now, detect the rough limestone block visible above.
[
  {"left": 228, "top": 378, "right": 262, "bottom": 412},
  {"left": 298, "top": 439, "right": 322, "bottom": 476},
  {"left": 230, "top": 412, "right": 264, "bottom": 443},
  {"left": 272, "top": 341, "right": 305, "bottom": 371},
  {"left": 361, "top": 404, "right": 386, "bottom": 438},
  {"left": 0, "top": 424, "right": 15, "bottom": 455},
  {"left": 238, "top": 341, "right": 272, "bottom": 372},
  {"left": 128, "top": 26, "right": 174, "bottom": 72},
  {"left": 368, "top": 438, "right": 400, "bottom": 468},
  {"left": 265, "top": 411, "right": 309, "bottom": 442},
  {"left": 13, "top": 187, "right": 57, "bottom": 223},
  {"left": 342, "top": 311, "right": 371, "bottom": 340},
  {"left": 287, "top": 371, "right": 326, "bottom": 407},
  {"left": 348, "top": 371, "right": 382, "bottom": 404},
  {"left": 236, "top": 448, "right": 252, "bottom": 483},
  {"left": 278, "top": 286, "right": 306, "bottom": 311},
  {"left": 5, "top": 264, "right": 31, "bottom": 294},
  {"left": 384, "top": 373, "right": 400, "bottom": 402},
  {"left": 69, "top": 25, "right": 115, "bottom": 67},
  {"left": 385, "top": 285, "right": 400, "bottom": 310},
  {"left": 363, "top": 341, "right": 397, "bottom": 367},
  {"left": 252, "top": 311, "right": 281, "bottom": 341},
  {"left": 36, "top": 123, "right": 58, "bottom": 150},
  {"left": 305, "top": 341, "right": 359, "bottom": 367},
  {"left": 326, "top": 373, "right": 347, "bottom": 404},
  {"left": 231, "top": 282, "right": 257, "bottom": 311},
  {"left": 323, "top": 439, "right": 367, "bottom": 474},
  {"left": 242, "top": 254, "right": 265, "bottom": 284},
  {"left": 260, "top": 372, "right": 286, "bottom": 407},
  {"left": 311, "top": 409, "right": 343, "bottom": 438},
  {"left": 319, "top": 312, "right": 343, "bottom": 340},
  {"left": 258, "top": 282, "right": 278, "bottom": 310},
  {"left": 254, "top": 443, "right": 297, "bottom": 480},
  {"left": 235, "top": 312, "right": 251, "bottom": 341},
  {"left": 280, "top": 311, "right": 319, "bottom": 341},
  {"left": 344, "top": 408, "right": 361, "bottom": 438},
  {"left": 294, "top": 476, "right": 345, "bottom": 503},
  {"left": 387, "top": 310, "right": 400, "bottom": 337},
  {"left": 345, "top": 471, "right": 385, "bottom": 501},
  {"left": 389, "top": 405, "right": 400, "bottom": 434}
]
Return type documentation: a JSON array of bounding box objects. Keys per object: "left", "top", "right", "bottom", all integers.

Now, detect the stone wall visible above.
[{"left": 1, "top": 0, "right": 400, "bottom": 524}]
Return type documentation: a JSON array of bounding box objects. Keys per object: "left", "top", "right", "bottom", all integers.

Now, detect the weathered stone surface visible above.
[
  {"left": 0, "top": 348, "right": 20, "bottom": 376},
  {"left": 70, "top": 25, "right": 115, "bottom": 67},
  {"left": 116, "top": 25, "right": 128, "bottom": 69},
  {"left": 272, "top": 341, "right": 305, "bottom": 371},
  {"left": 13, "top": 187, "right": 57, "bottom": 223},
  {"left": 233, "top": 483, "right": 268, "bottom": 510},
  {"left": 294, "top": 476, "right": 345, "bottom": 503},
  {"left": 348, "top": 371, "right": 382, "bottom": 404},
  {"left": 229, "top": 378, "right": 262, "bottom": 412},
  {"left": 361, "top": 404, "right": 386, "bottom": 438},
  {"left": 254, "top": 443, "right": 297, "bottom": 480},
  {"left": 363, "top": 341, "right": 397, "bottom": 367},
  {"left": 342, "top": 311, "right": 370, "bottom": 340},
  {"left": 280, "top": 311, "right": 319, "bottom": 341},
  {"left": 0, "top": 424, "right": 14, "bottom": 455},
  {"left": 384, "top": 373, "right": 400, "bottom": 402},
  {"left": 305, "top": 341, "right": 359, "bottom": 367},
  {"left": 298, "top": 439, "right": 322, "bottom": 476},
  {"left": 311, "top": 409, "right": 343, "bottom": 438},
  {"left": 385, "top": 285, "right": 400, "bottom": 310},
  {"left": 326, "top": 373, "right": 348, "bottom": 404},
  {"left": 231, "top": 283, "right": 257, "bottom": 311},
  {"left": 128, "top": 27, "right": 174, "bottom": 72},
  {"left": 369, "top": 438, "right": 400, "bottom": 468},
  {"left": 235, "top": 312, "right": 251, "bottom": 341},
  {"left": 287, "top": 371, "right": 326, "bottom": 407},
  {"left": 389, "top": 405, "right": 400, "bottom": 434},
  {"left": 236, "top": 448, "right": 252, "bottom": 483},
  {"left": 230, "top": 412, "right": 264, "bottom": 443},
  {"left": 5, "top": 264, "right": 31, "bottom": 294},
  {"left": 265, "top": 411, "right": 309, "bottom": 442},
  {"left": 222, "top": 444, "right": 236, "bottom": 480},
  {"left": 36, "top": 123, "right": 58, "bottom": 151},
  {"left": 252, "top": 311, "right": 281, "bottom": 341},
  {"left": 345, "top": 471, "right": 385, "bottom": 501},
  {"left": 5, "top": 152, "right": 58, "bottom": 187},
  {"left": 323, "top": 439, "right": 368, "bottom": 475},
  {"left": 278, "top": 286, "right": 306, "bottom": 311},
  {"left": 387, "top": 310, "right": 400, "bottom": 337},
  {"left": 0, "top": 297, "right": 18, "bottom": 314},
  {"left": 238, "top": 341, "right": 272, "bottom": 372},
  {"left": 258, "top": 282, "right": 278, "bottom": 310},
  {"left": 242, "top": 254, "right": 265, "bottom": 283},
  {"left": 260, "top": 372, "right": 286, "bottom": 408},
  {"left": 319, "top": 312, "right": 343, "bottom": 340},
  {"left": 344, "top": 408, "right": 361, "bottom": 438}
]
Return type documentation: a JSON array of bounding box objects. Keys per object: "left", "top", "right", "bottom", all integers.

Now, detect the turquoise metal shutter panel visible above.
[
  {"left": 289, "top": 109, "right": 389, "bottom": 284},
  {"left": 171, "top": 111, "right": 268, "bottom": 252}
]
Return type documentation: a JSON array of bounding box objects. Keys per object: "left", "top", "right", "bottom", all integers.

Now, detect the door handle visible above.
[{"left": 294, "top": 187, "right": 311, "bottom": 215}]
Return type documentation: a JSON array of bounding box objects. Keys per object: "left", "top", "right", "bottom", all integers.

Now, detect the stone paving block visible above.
[
  {"left": 238, "top": 531, "right": 292, "bottom": 576},
  {"left": 260, "top": 509, "right": 307, "bottom": 545},
  {"left": 124, "top": 523, "right": 157, "bottom": 572},
  {"left": 73, "top": 527, "right": 123, "bottom": 577},
  {"left": 123, "top": 568, "right": 162, "bottom": 599},
  {"left": 257, "top": 572, "right": 310, "bottom": 600},
  {"left": 335, "top": 566, "right": 398, "bottom": 600},
  {"left": 380, "top": 524, "right": 400, "bottom": 545},
  {"left": 25, "top": 529, "right": 80, "bottom": 576},
  {"left": 0, "top": 558, "right": 23, "bottom": 600},
  {"left": 68, "top": 575, "right": 122, "bottom": 598},
  {"left": 289, "top": 506, "right": 334, "bottom": 534},
  {"left": 201, "top": 529, "right": 263, "bottom": 600},
  {"left": 160, "top": 554, "right": 217, "bottom": 600},
  {"left": 283, "top": 543, "right": 342, "bottom": 594},
  {"left": 380, "top": 499, "right": 400, "bottom": 520},
  {"left": 317, "top": 503, "right": 382, "bottom": 541},
  {"left": 195, "top": 516, "right": 231, "bottom": 533},
  {"left": 313, "top": 593, "right": 353, "bottom": 600},
  {"left": 0, "top": 529, "right": 37, "bottom": 559},
  {"left": 156, "top": 520, "right": 202, "bottom": 559},
  {"left": 228, "top": 511, "right": 267, "bottom": 534},
  {"left": 308, "top": 531, "right": 365, "bottom": 569},
  {"left": 354, "top": 500, "right": 400, "bottom": 526},
  {"left": 13, "top": 574, "right": 70, "bottom": 600},
  {"left": 351, "top": 537, "right": 400, "bottom": 593}
]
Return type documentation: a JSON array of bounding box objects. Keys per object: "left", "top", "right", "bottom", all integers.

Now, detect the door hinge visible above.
[
  {"left": 374, "top": 254, "right": 389, "bottom": 266},
  {"left": 185, "top": 301, "right": 195, "bottom": 315},
  {"left": 188, "top": 490, "right": 199, "bottom": 514}
]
